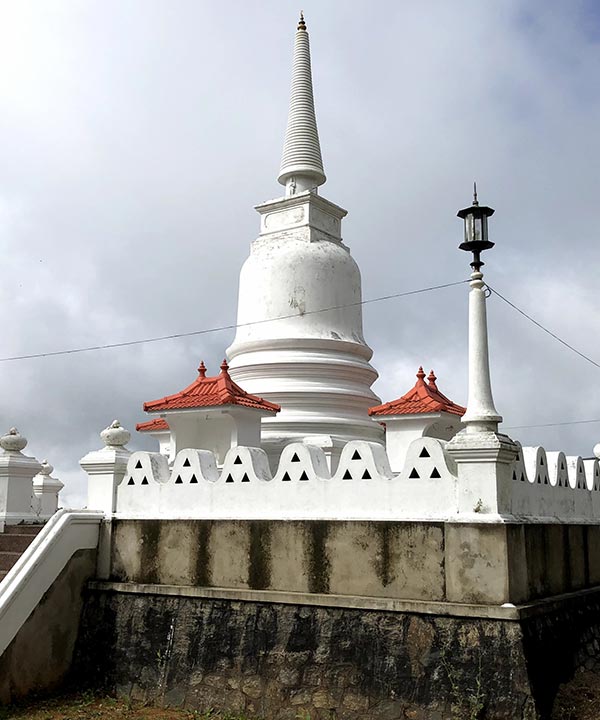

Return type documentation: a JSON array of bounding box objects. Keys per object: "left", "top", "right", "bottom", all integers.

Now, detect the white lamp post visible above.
[
  {"left": 457, "top": 184, "right": 502, "bottom": 433},
  {"left": 448, "top": 186, "right": 518, "bottom": 518}
]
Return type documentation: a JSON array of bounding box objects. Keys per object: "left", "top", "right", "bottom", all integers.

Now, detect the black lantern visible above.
[{"left": 457, "top": 183, "right": 495, "bottom": 271}]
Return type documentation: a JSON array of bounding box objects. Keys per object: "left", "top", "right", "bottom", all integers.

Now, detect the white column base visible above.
[{"left": 447, "top": 430, "right": 518, "bottom": 517}]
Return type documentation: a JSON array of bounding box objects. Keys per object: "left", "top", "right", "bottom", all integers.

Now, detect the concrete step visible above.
[
  {"left": 0, "top": 525, "right": 44, "bottom": 581},
  {"left": 2, "top": 525, "right": 43, "bottom": 536},
  {"left": 0, "top": 533, "right": 36, "bottom": 553},
  {"left": 0, "top": 551, "right": 21, "bottom": 572}
]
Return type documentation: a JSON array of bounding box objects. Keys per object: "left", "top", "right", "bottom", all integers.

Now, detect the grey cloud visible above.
[{"left": 0, "top": 0, "right": 599, "bottom": 506}]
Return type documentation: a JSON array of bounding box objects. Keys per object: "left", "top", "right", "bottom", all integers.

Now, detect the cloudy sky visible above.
[{"left": 1, "top": 0, "right": 599, "bottom": 506}]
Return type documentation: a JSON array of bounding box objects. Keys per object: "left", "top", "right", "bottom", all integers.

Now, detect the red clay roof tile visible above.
[
  {"left": 369, "top": 367, "right": 465, "bottom": 418},
  {"left": 143, "top": 359, "right": 281, "bottom": 414},
  {"left": 136, "top": 418, "right": 170, "bottom": 433}
]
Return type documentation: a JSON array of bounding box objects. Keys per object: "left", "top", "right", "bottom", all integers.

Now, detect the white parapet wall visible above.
[
  {"left": 116, "top": 438, "right": 455, "bottom": 521},
  {"left": 511, "top": 443, "right": 600, "bottom": 520},
  {"left": 112, "top": 436, "right": 600, "bottom": 523}
]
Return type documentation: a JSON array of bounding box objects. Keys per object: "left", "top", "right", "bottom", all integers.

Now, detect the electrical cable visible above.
[
  {"left": 0, "top": 279, "right": 469, "bottom": 363},
  {"left": 4, "top": 275, "right": 600, "bottom": 434},
  {"left": 487, "top": 284, "right": 600, "bottom": 370},
  {"left": 504, "top": 419, "right": 600, "bottom": 430},
  {"left": 485, "top": 284, "right": 600, "bottom": 431}
]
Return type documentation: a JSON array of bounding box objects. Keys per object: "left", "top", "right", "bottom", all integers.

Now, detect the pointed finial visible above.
[
  {"left": 416, "top": 366, "right": 426, "bottom": 382},
  {"left": 473, "top": 181, "right": 479, "bottom": 206},
  {"left": 279, "top": 9, "right": 325, "bottom": 192},
  {"left": 198, "top": 360, "right": 207, "bottom": 378},
  {"left": 427, "top": 370, "right": 438, "bottom": 390},
  {"left": 220, "top": 358, "right": 229, "bottom": 374}
]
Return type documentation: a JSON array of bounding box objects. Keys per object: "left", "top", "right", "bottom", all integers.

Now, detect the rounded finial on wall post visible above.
[
  {"left": 100, "top": 420, "right": 131, "bottom": 448},
  {"left": 39, "top": 459, "right": 54, "bottom": 476},
  {"left": 0, "top": 428, "right": 28, "bottom": 453}
]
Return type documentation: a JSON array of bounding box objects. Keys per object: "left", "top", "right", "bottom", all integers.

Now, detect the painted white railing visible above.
[
  {"left": 0, "top": 509, "right": 103, "bottom": 657},
  {"left": 511, "top": 442, "right": 600, "bottom": 520},
  {"left": 112, "top": 436, "right": 600, "bottom": 523},
  {"left": 116, "top": 438, "right": 458, "bottom": 520}
]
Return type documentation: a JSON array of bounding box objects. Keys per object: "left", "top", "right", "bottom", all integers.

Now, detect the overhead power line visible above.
[
  {"left": 504, "top": 419, "right": 600, "bottom": 430},
  {"left": 485, "top": 285, "right": 600, "bottom": 431},
  {"left": 0, "top": 279, "right": 469, "bottom": 363},
  {"left": 487, "top": 284, "right": 600, "bottom": 370}
]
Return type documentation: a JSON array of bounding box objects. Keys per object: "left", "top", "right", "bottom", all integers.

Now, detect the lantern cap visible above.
[
  {"left": 457, "top": 182, "right": 495, "bottom": 220},
  {"left": 457, "top": 204, "right": 495, "bottom": 220}
]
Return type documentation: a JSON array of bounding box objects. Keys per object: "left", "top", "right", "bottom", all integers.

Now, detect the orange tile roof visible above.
[
  {"left": 369, "top": 367, "right": 465, "bottom": 418},
  {"left": 136, "top": 418, "right": 170, "bottom": 433},
  {"left": 143, "top": 359, "right": 281, "bottom": 414}
]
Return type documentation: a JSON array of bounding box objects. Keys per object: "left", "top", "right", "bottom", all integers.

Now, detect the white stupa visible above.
[{"left": 227, "top": 13, "right": 382, "bottom": 466}]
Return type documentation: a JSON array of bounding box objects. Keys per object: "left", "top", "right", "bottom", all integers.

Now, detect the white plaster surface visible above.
[
  {"left": 461, "top": 271, "right": 502, "bottom": 432},
  {"left": 384, "top": 413, "right": 463, "bottom": 473},
  {"left": 278, "top": 18, "right": 325, "bottom": 195},
  {"left": 117, "top": 438, "right": 455, "bottom": 520},
  {"left": 80, "top": 421, "right": 132, "bottom": 515},
  {"left": 113, "top": 435, "right": 600, "bottom": 524},
  {"left": 0, "top": 436, "right": 42, "bottom": 529},
  {"left": 226, "top": 191, "right": 383, "bottom": 463},
  {"left": 32, "top": 460, "right": 64, "bottom": 521}
]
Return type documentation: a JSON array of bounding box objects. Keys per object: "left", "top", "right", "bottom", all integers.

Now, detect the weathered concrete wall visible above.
[
  {"left": 109, "top": 519, "right": 600, "bottom": 605},
  {"left": 111, "top": 519, "right": 446, "bottom": 599},
  {"left": 73, "top": 584, "right": 600, "bottom": 720},
  {"left": 0, "top": 549, "right": 97, "bottom": 704}
]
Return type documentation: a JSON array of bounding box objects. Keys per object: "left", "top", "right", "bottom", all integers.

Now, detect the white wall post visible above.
[
  {"left": 32, "top": 460, "right": 64, "bottom": 521},
  {"left": 0, "top": 428, "right": 42, "bottom": 530},
  {"left": 80, "top": 420, "right": 132, "bottom": 515}
]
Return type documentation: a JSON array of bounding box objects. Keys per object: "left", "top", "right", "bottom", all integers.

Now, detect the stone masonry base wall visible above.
[{"left": 72, "top": 586, "right": 600, "bottom": 720}]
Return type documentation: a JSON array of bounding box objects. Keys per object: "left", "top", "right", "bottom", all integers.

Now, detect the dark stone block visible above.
[{"left": 71, "top": 587, "right": 600, "bottom": 719}]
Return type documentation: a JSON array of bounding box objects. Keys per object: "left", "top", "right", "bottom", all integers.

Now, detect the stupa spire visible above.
[{"left": 278, "top": 12, "right": 326, "bottom": 196}]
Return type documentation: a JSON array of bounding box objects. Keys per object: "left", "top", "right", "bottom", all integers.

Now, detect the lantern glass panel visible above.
[
  {"left": 473, "top": 216, "right": 483, "bottom": 243},
  {"left": 464, "top": 214, "right": 473, "bottom": 243}
]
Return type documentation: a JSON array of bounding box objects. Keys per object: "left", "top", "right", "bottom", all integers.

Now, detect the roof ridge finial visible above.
[
  {"left": 416, "top": 366, "right": 426, "bottom": 382},
  {"left": 220, "top": 358, "right": 229, "bottom": 374},
  {"left": 198, "top": 360, "right": 207, "bottom": 378},
  {"left": 473, "top": 181, "right": 479, "bottom": 206},
  {"left": 427, "top": 369, "right": 438, "bottom": 390},
  {"left": 298, "top": 10, "right": 306, "bottom": 30}
]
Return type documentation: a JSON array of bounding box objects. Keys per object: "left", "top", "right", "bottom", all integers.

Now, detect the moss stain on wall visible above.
[
  {"left": 139, "top": 520, "right": 161, "bottom": 585},
  {"left": 193, "top": 520, "right": 213, "bottom": 587},
  {"left": 248, "top": 521, "right": 271, "bottom": 590},
  {"left": 374, "top": 523, "right": 393, "bottom": 587},
  {"left": 306, "top": 521, "right": 330, "bottom": 594}
]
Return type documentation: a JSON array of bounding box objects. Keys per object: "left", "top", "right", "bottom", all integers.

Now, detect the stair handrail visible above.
[{"left": 0, "top": 509, "right": 104, "bottom": 657}]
